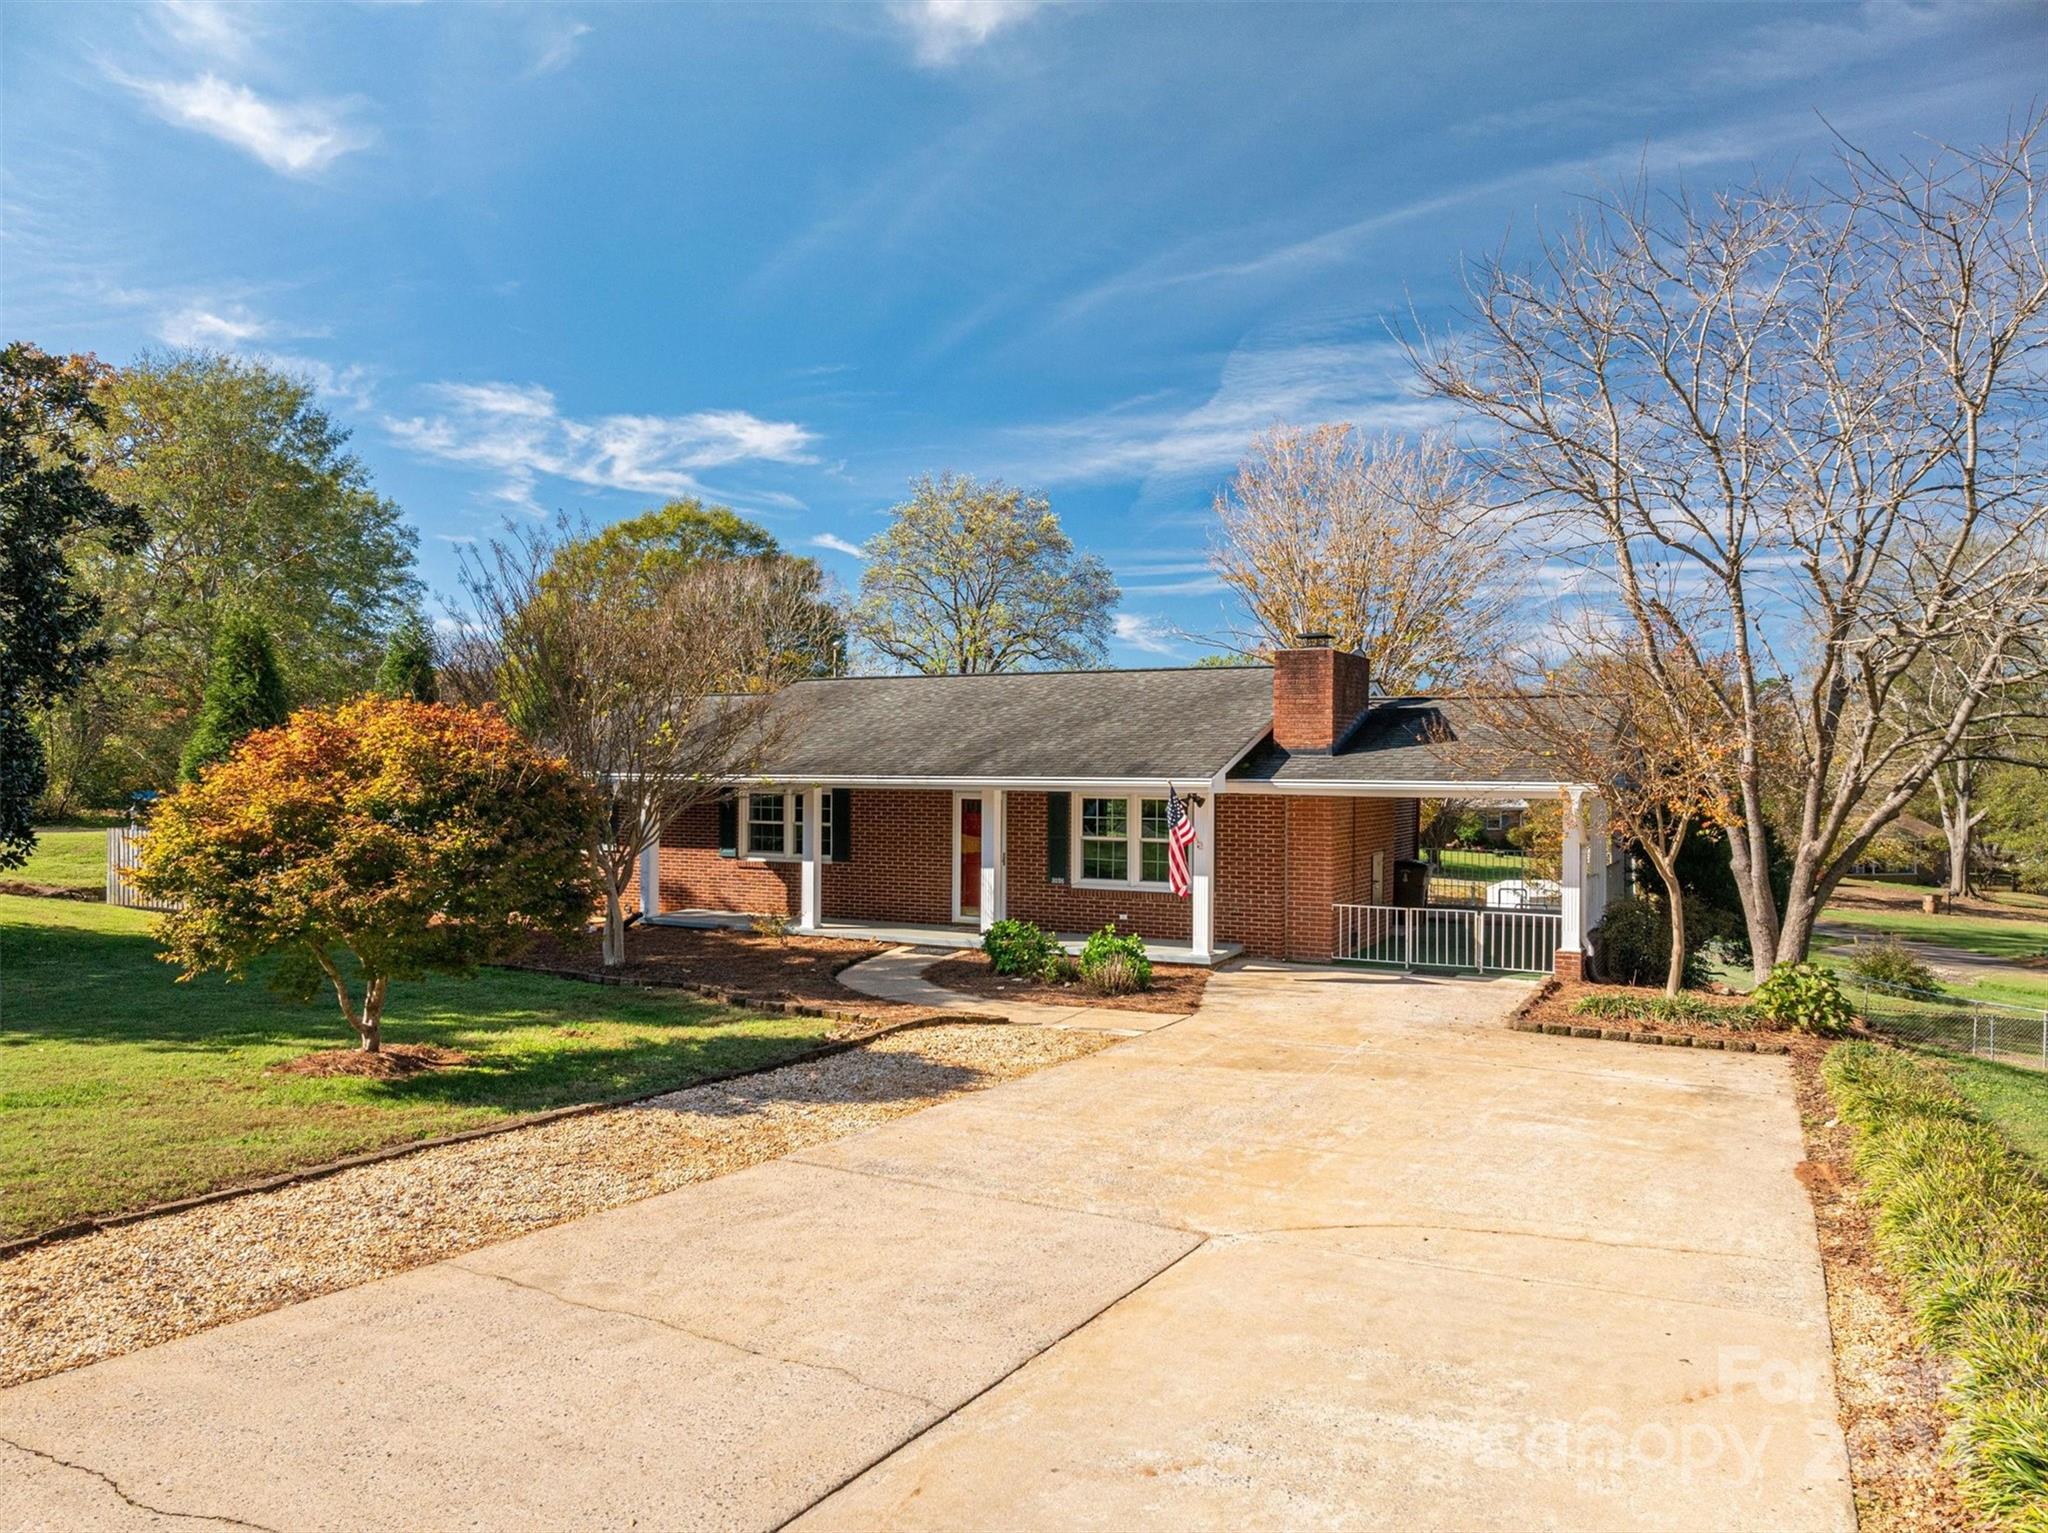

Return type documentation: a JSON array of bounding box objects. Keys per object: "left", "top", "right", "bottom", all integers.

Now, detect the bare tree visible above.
[
  {"left": 851, "top": 474, "right": 1118, "bottom": 674},
  {"left": 1413, "top": 116, "right": 2048, "bottom": 977},
  {"left": 1207, "top": 426, "right": 1515, "bottom": 691},
  {"left": 455, "top": 519, "right": 838, "bottom": 966}
]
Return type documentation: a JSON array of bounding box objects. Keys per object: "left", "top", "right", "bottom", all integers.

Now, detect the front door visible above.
[{"left": 956, "top": 796, "right": 981, "bottom": 922}]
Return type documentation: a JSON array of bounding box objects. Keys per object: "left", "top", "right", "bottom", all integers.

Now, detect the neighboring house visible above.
[
  {"left": 1480, "top": 801, "right": 1528, "bottom": 844},
  {"left": 637, "top": 638, "right": 1618, "bottom": 979}
]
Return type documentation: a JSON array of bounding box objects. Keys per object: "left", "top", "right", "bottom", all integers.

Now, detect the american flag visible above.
[{"left": 1165, "top": 786, "right": 1198, "bottom": 897}]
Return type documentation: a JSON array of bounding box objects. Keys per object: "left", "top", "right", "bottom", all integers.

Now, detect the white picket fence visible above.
[
  {"left": 1334, "top": 902, "right": 1561, "bottom": 976},
  {"left": 105, "top": 828, "right": 178, "bottom": 911}
]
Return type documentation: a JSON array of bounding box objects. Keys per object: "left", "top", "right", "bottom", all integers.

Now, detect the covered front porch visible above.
[{"left": 643, "top": 908, "right": 1240, "bottom": 967}]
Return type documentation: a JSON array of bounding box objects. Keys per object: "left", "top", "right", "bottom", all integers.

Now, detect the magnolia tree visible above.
[
  {"left": 1414, "top": 117, "right": 2048, "bottom": 976},
  {"left": 137, "top": 698, "right": 596, "bottom": 1052},
  {"left": 455, "top": 516, "right": 839, "bottom": 966},
  {"left": 1208, "top": 426, "right": 1514, "bottom": 690}
]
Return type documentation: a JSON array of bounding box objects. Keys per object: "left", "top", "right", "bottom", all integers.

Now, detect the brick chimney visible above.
[{"left": 1272, "top": 633, "right": 1371, "bottom": 752}]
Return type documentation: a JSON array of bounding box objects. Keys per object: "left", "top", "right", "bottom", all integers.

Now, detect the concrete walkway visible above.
[
  {"left": 836, "top": 945, "right": 1194, "bottom": 1031},
  {"left": 0, "top": 963, "right": 1852, "bottom": 1532}
]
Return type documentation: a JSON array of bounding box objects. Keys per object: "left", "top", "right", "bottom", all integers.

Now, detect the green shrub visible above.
[
  {"left": 983, "top": 918, "right": 1058, "bottom": 977},
  {"left": 1590, "top": 895, "right": 1711, "bottom": 989},
  {"left": 1751, "top": 962, "right": 1855, "bottom": 1035},
  {"left": 1823, "top": 1044, "right": 2048, "bottom": 1523},
  {"left": 1845, "top": 935, "right": 1939, "bottom": 994},
  {"left": 1078, "top": 924, "right": 1152, "bottom": 993}
]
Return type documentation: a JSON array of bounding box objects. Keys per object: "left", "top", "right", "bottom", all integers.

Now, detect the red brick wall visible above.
[
  {"left": 1272, "top": 647, "right": 1372, "bottom": 750},
  {"left": 1215, "top": 794, "right": 1286, "bottom": 955},
  {"left": 655, "top": 789, "right": 956, "bottom": 926},
  {"left": 1004, "top": 793, "right": 1193, "bottom": 942}
]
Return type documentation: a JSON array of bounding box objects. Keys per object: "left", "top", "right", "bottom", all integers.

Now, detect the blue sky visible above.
[{"left": 6, "top": 0, "right": 2046, "bottom": 661}]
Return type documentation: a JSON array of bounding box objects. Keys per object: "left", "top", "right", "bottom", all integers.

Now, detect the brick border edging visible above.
[
  {"left": 0, "top": 1005, "right": 1008, "bottom": 1262},
  {"left": 1507, "top": 1017, "right": 1790, "bottom": 1054}
]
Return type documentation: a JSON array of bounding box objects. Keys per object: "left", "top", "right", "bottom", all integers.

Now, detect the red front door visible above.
[{"left": 958, "top": 797, "right": 982, "bottom": 919}]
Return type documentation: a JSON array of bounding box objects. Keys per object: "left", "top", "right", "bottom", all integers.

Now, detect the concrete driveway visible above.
[{"left": 0, "top": 963, "right": 1852, "bottom": 1532}]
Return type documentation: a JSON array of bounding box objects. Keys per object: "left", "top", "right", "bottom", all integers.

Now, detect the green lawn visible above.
[
  {"left": 1432, "top": 846, "right": 1530, "bottom": 883},
  {"left": 1941, "top": 1054, "right": 2048, "bottom": 1170},
  {"left": 0, "top": 894, "right": 836, "bottom": 1240},
  {"left": 1822, "top": 903, "right": 2048, "bottom": 963},
  {"left": 12, "top": 826, "right": 110, "bottom": 891}
]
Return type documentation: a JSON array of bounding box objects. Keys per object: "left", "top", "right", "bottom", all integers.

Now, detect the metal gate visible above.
[{"left": 1334, "top": 903, "right": 1561, "bottom": 976}]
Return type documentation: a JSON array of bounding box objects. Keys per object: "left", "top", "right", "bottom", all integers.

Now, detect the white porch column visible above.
[
  {"left": 798, "top": 787, "right": 823, "bottom": 934},
  {"left": 1189, "top": 789, "right": 1216, "bottom": 963},
  {"left": 1585, "top": 794, "right": 1611, "bottom": 931},
  {"left": 1559, "top": 788, "right": 1587, "bottom": 958},
  {"left": 638, "top": 837, "right": 660, "bottom": 920},
  {"left": 978, "top": 789, "right": 1006, "bottom": 933}
]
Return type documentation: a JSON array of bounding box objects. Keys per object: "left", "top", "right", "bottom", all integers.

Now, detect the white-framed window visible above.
[
  {"left": 1074, "top": 793, "right": 1172, "bottom": 890},
  {"left": 746, "top": 792, "right": 833, "bottom": 860}
]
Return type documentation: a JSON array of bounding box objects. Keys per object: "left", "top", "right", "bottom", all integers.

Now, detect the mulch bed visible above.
[
  {"left": 922, "top": 951, "right": 1211, "bottom": 1015},
  {"left": 269, "top": 1043, "right": 478, "bottom": 1079},
  {"left": 1790, "top": 1045, "right": 1976, "bottom": 1532},
  {"left": 1512, "top": 980, "right": 1800, "bottom": 1052},
  {"left": 0, "top": 879, "right": 98, "bottom": 902},
  {"left": 514, "top": 923, "right": 927, "bottom": 1015}
]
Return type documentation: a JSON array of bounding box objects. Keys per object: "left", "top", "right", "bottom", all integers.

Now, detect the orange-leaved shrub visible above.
[{"left": 138, "top": 697, "right": 598, "bottom": 1052}]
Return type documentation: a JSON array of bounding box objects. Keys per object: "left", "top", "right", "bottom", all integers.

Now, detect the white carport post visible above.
[
  {"left": 798, "top": 787, "right": 823, "bottom": 934},
  {"left": 638, "top": 838, "right": 660, "bottom": 919},
  {"left": 978, "top": 789, "right": 1006, "bottom": 933},
  {"left": 1559, "top": 788, "right": 1587, "bottom": 959},
  {"left": 1189, "top": 788, "right": 1216, "bottom": 963},
  {"left": 1585, "top": 794, "right": 1611, "bottom": 930}
]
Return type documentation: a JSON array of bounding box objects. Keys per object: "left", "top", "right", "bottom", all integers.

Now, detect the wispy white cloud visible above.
[
  {"left": 157, "top": 301, "right": 272, "bottom": 347},
  {"left": 385, "top": 381, "right": 817, "bottom": 512},
  {"left": 1004, "top": 329, "right": 1450, "bottom": 488},
  {"left": 809, "top": 533, "right": 869, "bottom": 559},
  {"left": 889, "top": 0, "right": 1046, "bottom": 66},
  {"left": 152, "top": 0, "right": 255, "bottom": 63},
  {"left": 526, "top": 19, "right": 592, "bottom": 77},
  {"left": 1112, "top": 612, "right": 1182, "bottom": 656},
  {"left": 116, "top": 71, "right": 372, "bottom": 175}
]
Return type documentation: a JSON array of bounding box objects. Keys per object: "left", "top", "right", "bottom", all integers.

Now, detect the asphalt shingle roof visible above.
[
  {"left": 1226, "top": 697, "right": 1566, "bottom": 788},
  {"left": 737, "top": 665, "right": 1278, "bottom": 783}
]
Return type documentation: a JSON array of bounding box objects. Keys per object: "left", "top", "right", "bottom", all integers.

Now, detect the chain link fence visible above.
[{"left": 1846, "top": 975, "right": 2048, "bottom": 1073}]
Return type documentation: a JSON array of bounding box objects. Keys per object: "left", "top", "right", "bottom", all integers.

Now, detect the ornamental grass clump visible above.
[{"left": 1823, "top": 1042, "right": 2048, "bottom": 1526}]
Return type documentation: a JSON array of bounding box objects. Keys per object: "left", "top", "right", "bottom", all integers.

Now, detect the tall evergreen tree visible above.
[
  {"left": 0, "top": 343, "right": 147, "bottom": 867},
  {"left": 375, "top": 612, "right": 439, "bottom": 702},
  {"left": 179, "top": 611, "right": 290, "bottom": 781}
]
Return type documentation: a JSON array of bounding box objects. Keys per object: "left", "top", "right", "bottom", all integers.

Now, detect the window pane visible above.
[
  {"left": 1080, "top": 797, "right": 1126, "bottom": 837},
  {"left": 748, "top": 793, "right": 784, "bottom": 855},
  {"left": 1140, "top": 798, "right": 1169, "bottom": 838},
  {"left": 792, "top": 796, "right": 803, "bottom": 856},
  {"left": 819, "top": 793, "right": 833, "bottom": 860},
  {"left": 1082, "top": 838, "right": 1128, "bottom": 881},
  {"left": 1140, "top": 840, "right": 1170, "bottom": 884}
]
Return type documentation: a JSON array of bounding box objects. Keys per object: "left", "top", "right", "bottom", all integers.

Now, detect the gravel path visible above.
[{"left": 0, "top": 1022, "right": 1114, "bottom": 1390}]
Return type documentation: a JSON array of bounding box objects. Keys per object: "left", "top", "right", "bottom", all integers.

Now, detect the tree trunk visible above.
[
  {"left": 1726, "top": 791, "right": 1782, "bottom": 986},
  {"left": 601, "top": 878, "right": 626, "bottom": 968},
  {"left": 1664, "top": 893, "right": 1687, "bottom": 998},
  {"left": 1934, "top": 761, "right": 1978, "bottom": 899},
  {"left": 357, "top": 976, "right": 387, "bottom": 1054}
]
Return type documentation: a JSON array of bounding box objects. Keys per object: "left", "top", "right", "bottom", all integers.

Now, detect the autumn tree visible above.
[
  {"left": 851, "top": 473, "right": 1117, "bottom": 673},
  {"left": 1414, "top": 117, "right": 2048, "bottom": 976},
  {"left": 1464, "top": 635, "right": 1745, "bottom": 994},
  {"left": 138, "top": 699, "right": 595, "bottom": 1053},
  {"left": 1208, "top": 426, "right": 1514, "bottom": 691},
  {"left": 178, "top": 609, "right": 290, "bottom": 781},
  {"left": 0, "top": 343, "right": 147, "bottom": 864},
  {"left": 455, "top": 517, "right": 839, "bottom": 966},
  {"left": 48, "top": 351, "right": 417, "bottom": 800},
  {"left": 375, "top": 612, "right": 440, "bottom": 703}
]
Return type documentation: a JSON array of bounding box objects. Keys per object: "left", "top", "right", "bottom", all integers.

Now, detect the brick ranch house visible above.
[{"left": 635, "top": 639, "right": 1621, "bottom": 979}]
